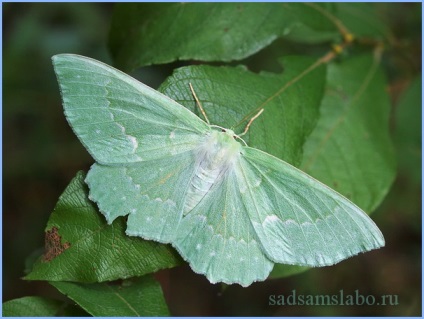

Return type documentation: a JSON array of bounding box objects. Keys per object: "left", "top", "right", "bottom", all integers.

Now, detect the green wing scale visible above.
[{"left": 53, "top": 54, "right": 385, "bottom": 287}]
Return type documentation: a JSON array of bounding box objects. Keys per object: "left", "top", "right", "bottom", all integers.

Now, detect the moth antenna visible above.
[
  {"left": 239, "top": 108, "right": 264, "bottom": 136},
  {"left": 189, "top": 83, "right": 210, "bottom": 124}
]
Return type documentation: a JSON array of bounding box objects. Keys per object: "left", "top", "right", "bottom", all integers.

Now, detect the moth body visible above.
[{"left": 184, "top": 129, "right": 242, "bottom": 214}]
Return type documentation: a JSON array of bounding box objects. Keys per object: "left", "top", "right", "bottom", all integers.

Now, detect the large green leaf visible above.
[
  {"left": 159, "top": 56, "right": 326, "bottom": 166},
  {"left": 2, "top": 296, "right": 63, "bottom": 317},
  {"left": 301, "top": 53, "right": 396, "bottom": 212},
  {"left": 109, "top": 3, "right": 338, "bottom": 70},
  {"left": 50, "top": 275, "right": 169, "bottom": 316},
  {"left": 108, "top": 3, "right": 391, "bottom": 70},
  {"left": 25, "top": 171, "right": 182, "bottom": 282}
]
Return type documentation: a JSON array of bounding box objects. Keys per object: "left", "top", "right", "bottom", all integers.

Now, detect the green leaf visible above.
[
  {"left": 159, "top": 56, "right": 326, "bottom": 166},
  {"left": 109, "top": 3, "right": 338, "bottom": 70},
  {"left": 108, "top": 3, "right": 392, "bottom": 70},
  {"left": 25, "top": 171, "right": 183, "bottom": 282},
  {"left": 301, "top": 53, "right": 396, "bottom": 212},
  {"left": 2, "top": 296, "right": 63, "bottom": 317},
  {"left": 50, "top": 275, "right": 170, "bottom": 317}
]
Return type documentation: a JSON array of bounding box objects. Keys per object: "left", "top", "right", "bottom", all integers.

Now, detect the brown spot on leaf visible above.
[{"left": 42, "top": 227, "right": 71, "bottom": 262}]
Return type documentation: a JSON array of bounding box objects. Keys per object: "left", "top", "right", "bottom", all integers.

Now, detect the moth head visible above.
[
  {"left": 222, "top": 128, "right": 236, "bottom": 137},
  {"left": 209, "top": 125, "right": 247, "bottom": 146}
]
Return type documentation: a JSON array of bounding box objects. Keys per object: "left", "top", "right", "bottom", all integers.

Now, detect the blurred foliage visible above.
[
  {"left": 3, "top": 1, "right": 113, "bottom": 307},
  {"left": 3, "top": 2, "right": 421, "bottom": 316}
]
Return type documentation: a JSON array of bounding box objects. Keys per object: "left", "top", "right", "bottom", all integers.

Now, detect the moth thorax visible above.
[
  {"left": 203, "top": 130, "right": 241, "bottom": 167},
  {"left": 183, "top": 130, "right": 241, "bottom": 215}
]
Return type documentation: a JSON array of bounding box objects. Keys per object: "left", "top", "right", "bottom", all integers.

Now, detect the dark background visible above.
[{"left": 3, "top": 3, "right": 421, "bottom": 316}]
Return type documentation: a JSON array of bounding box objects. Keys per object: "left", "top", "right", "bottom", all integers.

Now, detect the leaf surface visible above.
[
  {"left": 50, "top": 275, "right": 169, "bottom": 317},
  {"left": 109, "top": 3, "right": 338, "bottom": 70},
  {"left": 108, "top": 3, "right": 391, "bottom": 70}
]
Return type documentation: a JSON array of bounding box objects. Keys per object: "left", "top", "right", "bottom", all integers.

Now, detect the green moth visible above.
[{"left": 52, "top": 54, "right": 384, "bottom": 287}]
